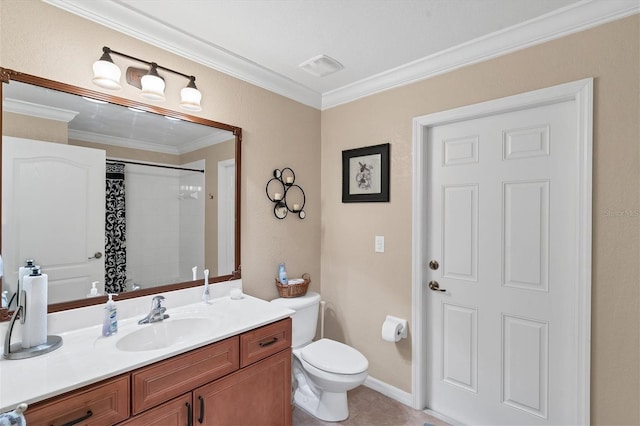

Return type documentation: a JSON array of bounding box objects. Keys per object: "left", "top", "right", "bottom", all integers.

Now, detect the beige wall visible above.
[
  {"left": 0, "top": 0, "right": 322, "bottom": 300},
  {"left": 3, "top": 111, "right": 68, "bottom": 143},
  {"left": 321, "top": 15, "right": 639, "bottom": 425}
]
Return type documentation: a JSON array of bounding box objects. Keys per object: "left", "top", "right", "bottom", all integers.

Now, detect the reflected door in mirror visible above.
[{"left": 2, "top": 137, "right": 106, "bottom": 304}]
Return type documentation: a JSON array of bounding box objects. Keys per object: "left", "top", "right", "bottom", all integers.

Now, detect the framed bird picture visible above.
[{"left": 341, "top": 143, "right": 390, "bottom": 203}]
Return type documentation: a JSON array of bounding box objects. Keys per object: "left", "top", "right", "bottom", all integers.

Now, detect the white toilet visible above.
[{"left": 271, "top": 291, "right": 368, "bottom": 422}]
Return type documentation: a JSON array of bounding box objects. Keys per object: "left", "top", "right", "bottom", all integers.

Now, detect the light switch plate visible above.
[{"left": 375, "top": 235, "right": 385, "bottom": 253}]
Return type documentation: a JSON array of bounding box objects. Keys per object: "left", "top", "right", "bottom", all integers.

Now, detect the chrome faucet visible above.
[{"left": 138, "top": 295, "right": 169, "bottom": 324}]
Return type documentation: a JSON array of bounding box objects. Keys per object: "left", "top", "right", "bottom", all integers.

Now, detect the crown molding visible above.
[
  {"left": 44, "top": 0, "right": 638, "bottom": 111},
  {"left": 3, "top": 98, "right": 79, "bottom": 122},
  {"left": 322, "top": 0, "right": 639, "bottom": 109},
  {"left": 68, "top": 129, "right": 180, "bottom": 155},
  {"left": 178, "top": 131, "right": 233, "bottom": 155}
]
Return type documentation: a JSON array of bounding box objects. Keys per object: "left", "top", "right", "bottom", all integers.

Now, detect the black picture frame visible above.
[{"left": 342, "top": 143, "right": 390, "bottom": 203}]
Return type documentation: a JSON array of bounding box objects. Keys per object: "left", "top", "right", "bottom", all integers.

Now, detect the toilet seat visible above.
[{"left": 301, "top": 338, "right": 368, "bottom": 375}]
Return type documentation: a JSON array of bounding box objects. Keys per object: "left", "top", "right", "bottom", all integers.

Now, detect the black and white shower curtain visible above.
[{"left": 105, "top": 162, "right": 127, "bottom": 294}]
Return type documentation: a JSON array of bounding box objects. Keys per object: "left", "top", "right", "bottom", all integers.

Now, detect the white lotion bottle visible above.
[
  {"left": 102, "top": 293, "right": 118, "bottom": 337},
  {"left": 278, "top": 262, "right": 288, "bottom": 285}
]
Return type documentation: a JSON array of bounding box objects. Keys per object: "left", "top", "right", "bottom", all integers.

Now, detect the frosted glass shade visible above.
[
  {"left": 140, "top": 74, "right": 166, "bottom": 101},
  {"left": 180, "top": 86, "right": 202, "bottom": 111},
  {"left": 92, "top": 59, "right": 122, "bottom": 90}
]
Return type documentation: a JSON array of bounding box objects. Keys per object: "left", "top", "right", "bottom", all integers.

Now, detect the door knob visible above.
[
  {"left": 429, "top": 260, "right": 439, "bottom": 270},
  {"left": 428, "top": 281, "right": 446, "bottom": 292},
  {"left": 88, "top": 252, "right": 102, "bottom": 260}
]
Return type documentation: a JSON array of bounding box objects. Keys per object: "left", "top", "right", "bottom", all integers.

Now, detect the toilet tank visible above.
[{"left": 271, "top": 291, "right": 321, "bottom": 348}]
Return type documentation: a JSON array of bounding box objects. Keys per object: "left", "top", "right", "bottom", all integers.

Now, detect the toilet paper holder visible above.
[{"left": 381, "top": 315, "right": 408, "bottom": 342}]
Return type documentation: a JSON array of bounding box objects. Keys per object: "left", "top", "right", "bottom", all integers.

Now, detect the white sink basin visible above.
[{"left": 116, "top": 318, "right": 215, "bottom": 352}]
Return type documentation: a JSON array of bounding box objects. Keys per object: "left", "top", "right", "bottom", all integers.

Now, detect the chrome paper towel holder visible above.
[{"left": 3, "top": 291, "right": 62, "bottom": 360}]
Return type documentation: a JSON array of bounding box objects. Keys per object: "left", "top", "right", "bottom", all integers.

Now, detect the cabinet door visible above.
[
  {"left": 119, "top": 393, "right": 192, "bottom": 426},
  {"left": 195, "top": 348, "right": 292, "bottom": 426},
  {"left": 25, "top": 374, "right": 129, "bottom": 425}
]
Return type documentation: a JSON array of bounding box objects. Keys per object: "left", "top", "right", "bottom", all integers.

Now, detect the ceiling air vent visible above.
[{"left": 299, "top": 54, "right": 343, "bottom": 77}]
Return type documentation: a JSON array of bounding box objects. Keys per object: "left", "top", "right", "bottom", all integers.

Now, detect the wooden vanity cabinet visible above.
[{"left": 22, "top": 318, "right": 292, "bottom": 426}]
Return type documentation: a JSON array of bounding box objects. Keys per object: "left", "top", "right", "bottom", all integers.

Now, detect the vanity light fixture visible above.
[
  {"left": 92, "top": 46, "right": 202, "bottom": 112},
  {"left": 139, "top": 63, "right": 165, "bottom": 102}
]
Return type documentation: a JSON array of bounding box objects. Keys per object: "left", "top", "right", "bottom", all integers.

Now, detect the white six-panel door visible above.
[{"left": 412, "top": 79, "right": 592, "bottom": 425}]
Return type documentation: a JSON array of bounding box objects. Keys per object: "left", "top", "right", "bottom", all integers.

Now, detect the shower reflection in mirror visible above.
[{"left": 104, "top": 159, "right": 206, "bottom": 296}]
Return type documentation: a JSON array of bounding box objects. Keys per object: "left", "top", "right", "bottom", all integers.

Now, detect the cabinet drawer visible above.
[
  {"left": 131, "top": 336, "right": 239, "bottom": 415},
  {"left": 119, "top": 393, "right": 192, "bottom": 426},
  {"left": 240, "top": 318, "right": 291, "bottom": 367},
  {"left": 25, "top": 374, "right": 129, "bottom": 426}
]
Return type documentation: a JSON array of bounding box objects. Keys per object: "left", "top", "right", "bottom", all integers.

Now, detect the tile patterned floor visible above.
[{"left": 292, "top": 386, "right": 451, "bottom": 426}]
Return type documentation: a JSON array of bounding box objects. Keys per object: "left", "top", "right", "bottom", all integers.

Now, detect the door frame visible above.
[
  {"left": 218, "top": 158, "right": 236, "bottom": 275},
  {"left": 411, "top": 79, "right": 593, "bottom": 423}
]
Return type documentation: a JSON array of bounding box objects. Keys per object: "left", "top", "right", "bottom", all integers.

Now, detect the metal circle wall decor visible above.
[{"left": 266, "top": 168, "right": 306, "bottom": 220}]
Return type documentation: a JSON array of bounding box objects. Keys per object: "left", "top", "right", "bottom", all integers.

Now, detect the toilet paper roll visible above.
[{"left": 381, "top": 318, "right": 403, "bottom": 342}]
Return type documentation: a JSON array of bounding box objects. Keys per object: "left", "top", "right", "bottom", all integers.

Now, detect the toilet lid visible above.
[{"left": 301, "top": 339, "right": 368, "bottom": 375}]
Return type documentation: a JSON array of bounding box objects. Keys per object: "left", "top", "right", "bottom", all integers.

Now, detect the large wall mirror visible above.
[{"left": 0, "top": 68, "right": 241, "bottom": 321}]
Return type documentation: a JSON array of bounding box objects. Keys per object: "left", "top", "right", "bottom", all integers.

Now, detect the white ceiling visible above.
[{"left": 45, "top": 0, "right": 639, "bottom": 110}]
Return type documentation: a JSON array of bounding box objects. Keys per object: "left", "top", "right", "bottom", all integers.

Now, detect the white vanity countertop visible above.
[{"left": 0, "top": 289, "right": 293, "bottom": 413}]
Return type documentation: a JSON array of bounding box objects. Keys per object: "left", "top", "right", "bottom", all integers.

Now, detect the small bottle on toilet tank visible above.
[{"left": 278, "top": 262, "right": 288, "bottom": 285}]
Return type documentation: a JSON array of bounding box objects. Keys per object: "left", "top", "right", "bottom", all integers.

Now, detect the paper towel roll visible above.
[{"left": 21, "top": 272, "right": 48, "bottom": 348}]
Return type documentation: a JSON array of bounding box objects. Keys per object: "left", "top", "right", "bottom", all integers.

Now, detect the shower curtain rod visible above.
[{"left": 107, "top": 158, "right": 204, "bottom": 173}]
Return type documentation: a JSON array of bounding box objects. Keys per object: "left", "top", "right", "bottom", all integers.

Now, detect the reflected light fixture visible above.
[{"left": 92, "top": 46, "right": 202, "bottom": 112}]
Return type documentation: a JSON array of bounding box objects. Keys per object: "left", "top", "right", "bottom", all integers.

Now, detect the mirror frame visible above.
[{"left": 0, "top": 67, "right": 242, "bottom": 321}]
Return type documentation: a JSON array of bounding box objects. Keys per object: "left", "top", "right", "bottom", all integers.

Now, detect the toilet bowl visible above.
[{"left": 271, "top": 292, "right": 368, "bottom": 422}]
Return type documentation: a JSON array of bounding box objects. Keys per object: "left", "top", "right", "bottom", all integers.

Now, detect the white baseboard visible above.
[
  {"left": 363, "top": 376, "right": 413, "bottom": 407},
  {"left": 363, "top": 376, "right": 464, "bottom": 425}
]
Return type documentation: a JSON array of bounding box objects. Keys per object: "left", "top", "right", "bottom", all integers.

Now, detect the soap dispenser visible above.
[
  {"left": 102, "top": 294, "right": 118, "bottom": 337},
  {"left": 202, "top": 269, "right": 211, "bottom": 304},
  {"left": 87, "top": 281, "right": 100, "bottom": 298}
]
